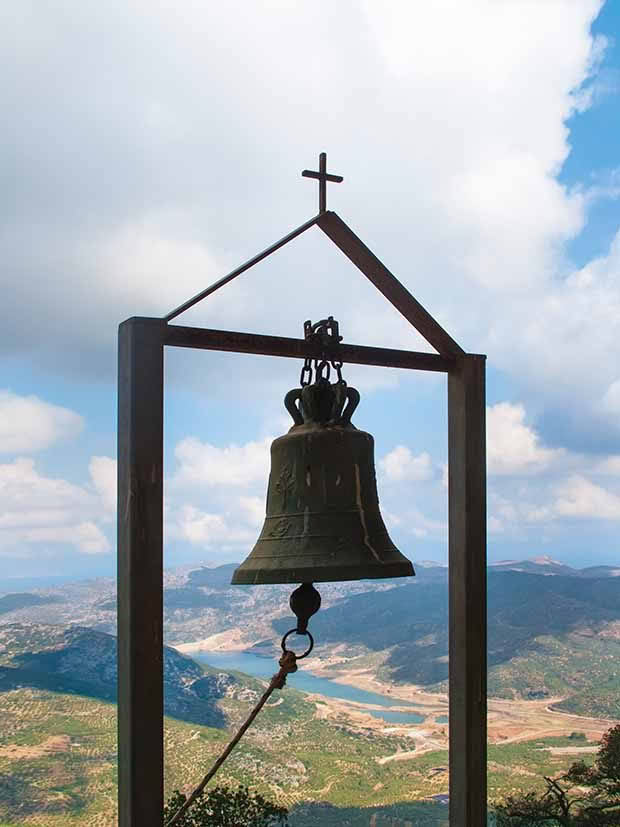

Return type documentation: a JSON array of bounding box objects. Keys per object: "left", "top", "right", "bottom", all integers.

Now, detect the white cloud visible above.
[
  {"left": 488, "top": 471, "right": 620, "bottom": 535},
  {"left": 172, "top": 436, "right": 272, "bottom": 488},
  {"left": 0, "top": 458, "right": 110, "bottom": 554},
  {"left": 487, "top": 402, "right": 561, "bottom": 475},
  {"left": 595, "top": 455, "right": 620, "bottom": 475},
  {"left": 553, "top": 475, "right": 620, "bottom": 520},
  {"left": 380, "top": 446, "right": 433, "bottom": 482},
  {"left": 89, "top": 455, "right": 117, "bottom": 513},
  {"left": 488, "top": 515, "right": 504, "bottom": 534},
  {"left": 0, "top": 0, "right": 609, "bottom": 413},
  {"left": 237, "top": 495, "right": 265, "bottom": 528},
  {"left": 601, "top": 378, "right": 620, "bottom": 416},
  {"left": 487, "top": 229, "right": 620, "bottom": 435},
  {"left": 18, "top": 522, "right": 110, "bottom": 555},
  {"left": 164, "top": 436, "right": 274, "bottom": 558},
  {"left": 0, "top": 391, "right": 83, "bottom": 454},
  {"left": 175, "top": 504, "right": 256, "bottom": 548},
  {"left": 0, "top": 0, "right": 618, "bottom": 564}
]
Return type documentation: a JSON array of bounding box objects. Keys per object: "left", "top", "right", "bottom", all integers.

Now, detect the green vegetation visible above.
[
  {"left": 496, "top": 725, "right": 620, "bottom": 825},
  {"left": 0, "top": 681, "right": 602, "bottom": 826},
  {"left": 487, "top": 736, "right": 598, "bottom": 803},
  {"left": 0, "top": 685, "right": 448, "bottom": 825},
  {"left": 3, "top": 564, "right": 620, "bottom": 824},
  {"left": 164, "top": 785, "right": 288, "bottom": 826}
]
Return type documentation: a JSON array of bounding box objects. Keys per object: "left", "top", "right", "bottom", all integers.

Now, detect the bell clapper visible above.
[
  {"left": 278, "top": 582, "right": 322, "bottom": 660},
  {"left": 290, "top": 582, "right": 322, "bottom": 634}
]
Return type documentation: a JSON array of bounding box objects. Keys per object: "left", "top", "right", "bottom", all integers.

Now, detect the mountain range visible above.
[
  {"left": 1, "top": 556, "right": 619, "bottom": 716},
  {"left": 1, "top": 556, "right": 619, "bottom": 825}
]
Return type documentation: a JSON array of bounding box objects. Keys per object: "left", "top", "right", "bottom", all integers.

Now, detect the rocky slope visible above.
[{"left": 0, "top": 623, "right": 255, "bottom": 727}]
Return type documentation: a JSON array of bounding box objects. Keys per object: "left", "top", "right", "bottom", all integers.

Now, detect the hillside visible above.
[
  {"left": 1, "top": 559, "right": 620, "bottom": 717},
  {"left": 0, "top": 599, "right": 616, "bottom": 824},
  {"left": 0, "top": 667, "right": 599, "bottom": 826},
  {"left": 275, "top": 571, "right": 620, "bottom": 716},
  {"left": 0, "top": 623, "right": 246, "bottom": 728}
]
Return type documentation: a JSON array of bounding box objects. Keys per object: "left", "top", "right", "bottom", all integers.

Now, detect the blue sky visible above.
[{"left": 1, "top": 0, "right": 620, "bottom": 582}]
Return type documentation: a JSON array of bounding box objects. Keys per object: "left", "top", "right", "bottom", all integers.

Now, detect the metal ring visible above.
[{"left": 281, "top": 628, "right": 314, "bottom": 659}]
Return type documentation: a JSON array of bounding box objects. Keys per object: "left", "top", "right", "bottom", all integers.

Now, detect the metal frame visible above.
[{"left": 117, "top": 210, "right": 487, "bottom": 826}]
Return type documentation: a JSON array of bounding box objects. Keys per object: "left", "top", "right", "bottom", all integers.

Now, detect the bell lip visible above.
[{"left": 230, "top": 561, "right": 415, "bottom": 585}]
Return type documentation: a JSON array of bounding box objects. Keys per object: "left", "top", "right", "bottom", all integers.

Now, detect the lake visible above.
[{"left": 194, "top": 649, "right": 425, "bottom": 724}]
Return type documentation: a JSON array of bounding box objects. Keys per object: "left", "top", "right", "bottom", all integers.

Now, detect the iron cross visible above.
[{"left": 302, "top": 152, "right": 343, "bottom": 213}]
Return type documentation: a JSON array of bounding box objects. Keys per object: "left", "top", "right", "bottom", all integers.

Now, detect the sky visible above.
[{"left": 1, "top": 0, "right": 620, "bottom": 582}]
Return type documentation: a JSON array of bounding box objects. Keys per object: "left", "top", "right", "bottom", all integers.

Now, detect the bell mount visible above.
[{"left": 117, "top": 152, "right": 487, "bottom": 827}]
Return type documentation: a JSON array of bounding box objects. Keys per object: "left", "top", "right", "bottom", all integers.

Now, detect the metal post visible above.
[
  {"left": 448, "top": 354, "right": 487, "bottom": 826},
  {"left": 117, "top": 316, "right": 166, "bottom": 827}
]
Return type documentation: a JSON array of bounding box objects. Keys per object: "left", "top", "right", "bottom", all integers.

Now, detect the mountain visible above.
[
  {"left": 2, "top": 557, "right": 620, "bottom": 716},
  {"left": 0, "top": 593, "right": 60, "bottom": 615},
  {"left": 271, "top": 568, "right": 620, "bottom": 714},
  {"left": 489, "top": 555, "right": 620, "bottom": 579},
  {"left": 489, "top": 555, "right": 577, "bottom": 576},
  {"left": 2, "top": 558, "right": 620, "bottom": 825},
  {"left": 0, "top": 623, "right": 251, "bottom": 727}
]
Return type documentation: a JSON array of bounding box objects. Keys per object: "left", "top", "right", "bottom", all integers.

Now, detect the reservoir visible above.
[{"left": 194, "top": 650, "right": 426, "bottom": 724}]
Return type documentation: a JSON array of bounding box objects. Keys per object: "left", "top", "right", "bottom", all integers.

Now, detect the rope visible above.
[{"left": 165, "top": 650, "right": 298, "bottom": 827}]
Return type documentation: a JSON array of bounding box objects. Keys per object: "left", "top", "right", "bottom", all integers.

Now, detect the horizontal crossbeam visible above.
[{"left": 164, "top": 323, "right": 455, "bottom": 372}]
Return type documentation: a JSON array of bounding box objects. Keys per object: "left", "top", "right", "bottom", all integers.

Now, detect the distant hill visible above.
[
  {"left": 490, "top": 556, "right": 620, "bottom": 579},
  {"left": 2, "top": 558, "right": 620, "bottom": 717},
  {"left": 271, "top": 569, "right": 620, "bottom": 715},
  {"left": 0, "top": 623, "right": 244, "bottom": 727},
  {"left": 0, "top": 593, "right": 59, "bottom": 615}
]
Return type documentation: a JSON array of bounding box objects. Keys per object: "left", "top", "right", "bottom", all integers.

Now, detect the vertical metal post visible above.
[
  {"left": 448, "top": 354, "right": 487, "bottom": 826},
  {"left": 117, "top": 316, "right": 165, "bottom": 827}
]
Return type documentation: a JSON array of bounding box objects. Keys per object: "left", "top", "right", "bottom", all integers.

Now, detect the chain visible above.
[
  {"left": 300, "top": 358, "right": 313, "bottom": 387},
  {"left": 300, "top": 317, "right": 346, "bottom": 387},
  {"left": 300, "top": 356, "right": 345, "bottom": 387}
]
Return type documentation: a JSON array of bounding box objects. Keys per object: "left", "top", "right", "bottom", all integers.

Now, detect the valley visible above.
[{"left": 0, "top": 556, "right": 619, "bottom": 825}]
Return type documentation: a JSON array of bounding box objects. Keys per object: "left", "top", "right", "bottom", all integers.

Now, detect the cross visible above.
[{"left": 302, "top": 152, "right": 343, "bottom": 214}]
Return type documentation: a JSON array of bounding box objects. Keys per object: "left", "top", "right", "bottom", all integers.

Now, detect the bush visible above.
[{"left": 164, "top": 784, "right": 288, "bottom": 827}]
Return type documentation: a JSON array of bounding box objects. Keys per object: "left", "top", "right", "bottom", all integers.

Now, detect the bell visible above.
[{"left": 231, "top": 377, "right": 415, "bottom": 585}]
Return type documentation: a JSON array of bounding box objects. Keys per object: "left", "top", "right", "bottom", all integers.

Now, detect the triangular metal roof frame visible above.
[
  {"left": 164, "top": 210, "right": 465, "bottom": 358},
  {"left": 119, "top": 208, "right": 487, "bottom": 826}
]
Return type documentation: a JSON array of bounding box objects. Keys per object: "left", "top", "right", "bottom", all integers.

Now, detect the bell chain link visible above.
[{"left": 300, "top": 317, "right": 347, "bottom": 387}]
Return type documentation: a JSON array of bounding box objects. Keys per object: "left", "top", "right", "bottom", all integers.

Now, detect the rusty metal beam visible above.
[
  {"left": 164, "top": 214, "right": 321, "bottom": 322},
  {"left": 164, "top": 323, "right": 454, "bottom": 372},
  {"left": 117, "top": 317, "right": 166, "bottom": 827},
  {"left": 448, "top": 354, "right": 487, "bottom": 826},
  {"left": 317, "top": 211, "right": 465, "bottom": 358}
]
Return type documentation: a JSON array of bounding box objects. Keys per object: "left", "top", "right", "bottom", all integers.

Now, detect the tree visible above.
[
  {"left": 163, "top": 784, "right": 288, "bottom": 827},
  {"left": 495, "top": 725, "right": 620, "bottom": 826}
]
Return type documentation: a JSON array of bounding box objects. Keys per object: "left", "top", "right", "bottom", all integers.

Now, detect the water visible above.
[{"left": 194, "top": 650, "right": 425, "bottom": 724}]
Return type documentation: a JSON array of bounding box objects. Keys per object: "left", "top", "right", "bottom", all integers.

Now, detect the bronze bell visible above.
[{"left": 231, "top": 375, "right": 415, "bottom": 585}]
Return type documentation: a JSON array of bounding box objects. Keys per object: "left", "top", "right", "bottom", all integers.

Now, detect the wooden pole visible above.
[
  {"left": 448, "top": 354, "right": 487, "bottom": 826},
  {"left": 117, "top": 316, "right": 166, "bottom": 827}
]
